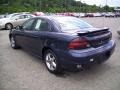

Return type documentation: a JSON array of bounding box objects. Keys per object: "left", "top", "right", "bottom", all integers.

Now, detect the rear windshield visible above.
[{"left": 54, "top": 17, "right": 93, "bottom": 31}]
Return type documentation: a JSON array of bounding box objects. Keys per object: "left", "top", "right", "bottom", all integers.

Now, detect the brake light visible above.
[{"left": 68, "top": 38, "right": 89, "bottom": 49}]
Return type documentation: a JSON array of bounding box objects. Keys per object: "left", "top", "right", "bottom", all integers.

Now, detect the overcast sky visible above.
[{"left": 75, "top": 0, "right": 120, "bottom": 7}]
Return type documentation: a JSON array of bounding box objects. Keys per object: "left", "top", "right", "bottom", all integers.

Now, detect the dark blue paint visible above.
[{"left": 9, "top": 16, "right": 115, "bottom": 70}]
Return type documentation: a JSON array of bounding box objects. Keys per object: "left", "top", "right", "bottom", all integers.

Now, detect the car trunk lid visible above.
[{"left": 77, "top": 28, "right": 112, "bottom": 48}]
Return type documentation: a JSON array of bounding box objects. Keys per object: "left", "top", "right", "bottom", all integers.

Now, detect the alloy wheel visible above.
[{"left": 45, "top": 53, "right": 57, "bottom": 71}]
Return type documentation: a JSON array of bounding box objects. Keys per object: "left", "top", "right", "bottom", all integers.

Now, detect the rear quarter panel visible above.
[{"left": 40, "top": 32, "right": 77, "bottom": 52}]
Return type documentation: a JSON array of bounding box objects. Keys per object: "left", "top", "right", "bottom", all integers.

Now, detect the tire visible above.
[
  {"left": 5, "top": 23, "right": 13, "bottom": 30},
  {"left": 10, "top": 36, "right": 20, "bottom": 49},
  {"left": 44, "top": 49, "right": 62, "bottom": 74}
]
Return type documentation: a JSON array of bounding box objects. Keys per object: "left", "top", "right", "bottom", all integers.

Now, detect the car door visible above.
[
  {"left": 15, "top": 18, "right": 36, "bottom": 49},
  {"left": 23, "top": 18, "right": 52, "bottom": 56},
  {"left": 10, "top": 15, "right": 21, "bottom": 27},
  {"left": 16, "top": 15, "right": 26, "bottom": 25}
]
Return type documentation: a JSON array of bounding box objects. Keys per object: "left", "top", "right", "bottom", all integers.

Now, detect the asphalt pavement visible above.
[{"left": 0, "top": 17, "right": 120, "bottom": 90}]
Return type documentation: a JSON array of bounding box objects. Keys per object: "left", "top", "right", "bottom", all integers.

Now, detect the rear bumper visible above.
[{"left": 56, "top": 40, "right": 115, "bottom": 70}]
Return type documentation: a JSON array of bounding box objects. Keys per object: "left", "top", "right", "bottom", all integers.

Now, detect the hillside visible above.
[{"left": 0, "top": 0, "right": 114, "bottom": 14}]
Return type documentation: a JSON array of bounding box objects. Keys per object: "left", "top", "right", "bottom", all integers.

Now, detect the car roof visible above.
[{"left": 33, "top": 15, "right": 76, "bottom": 20}]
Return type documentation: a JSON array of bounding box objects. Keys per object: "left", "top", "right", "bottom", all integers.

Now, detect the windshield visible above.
[
  {"left": 6, "top": 14, "right": 20, "bottom": 18},
  {"left": 54, "top": 17, "right": 93, "bottom": 31}
]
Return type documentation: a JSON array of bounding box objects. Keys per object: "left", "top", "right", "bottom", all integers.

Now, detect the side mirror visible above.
[{"left": 16, "top": 25, "right": 23, "bottom": 30}]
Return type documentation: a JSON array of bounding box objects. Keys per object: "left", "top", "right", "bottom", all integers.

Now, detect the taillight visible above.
[{"left": 68, "top": 38, "right": 89, "bottom": 50}]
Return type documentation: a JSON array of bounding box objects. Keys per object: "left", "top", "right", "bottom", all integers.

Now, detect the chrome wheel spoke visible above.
[
  {"left": 52, "top": 61, "right": 56, "bottom": 68},
  {"left": 46, "top": 54, "right": 51, "bottom": 62},
  {"left": 50, "top": 64, "right": 54, "bottom": 70},
  {"left": 45, "top": 53, "right": 57, "bottom": 71}
]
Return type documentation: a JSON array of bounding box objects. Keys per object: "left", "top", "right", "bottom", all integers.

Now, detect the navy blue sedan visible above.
[{"left": 9, "top": 16, "right": 115, "bottom": 74}]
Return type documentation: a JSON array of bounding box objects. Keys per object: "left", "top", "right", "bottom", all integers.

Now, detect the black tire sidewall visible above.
[
  {"left": 5, "top": 23, "right": 13, "bottom": 30},
  {"left": 10, "top": 36, "right": 18, "bottom": 49}
]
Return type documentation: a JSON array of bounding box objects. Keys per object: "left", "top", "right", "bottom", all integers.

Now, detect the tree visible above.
[{"left": 0, "top": 0, "right": 114, "bottom": 14}]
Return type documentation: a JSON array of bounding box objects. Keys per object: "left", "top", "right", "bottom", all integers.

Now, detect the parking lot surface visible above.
[{"left": 0, "top": 17, "right": 120, "bottom": 90}]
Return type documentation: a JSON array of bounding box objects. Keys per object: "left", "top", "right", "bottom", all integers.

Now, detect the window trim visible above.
[
  {"left": 22, "top": 18, "right": 36, "bottom": 31},
  {"left": 32, "top": 18, "right": 52, "bottom": 32}
]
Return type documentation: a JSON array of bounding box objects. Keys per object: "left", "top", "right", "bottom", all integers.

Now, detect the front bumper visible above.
[{"left": 56, "top": 40, "right": 115, "bottom": 70}]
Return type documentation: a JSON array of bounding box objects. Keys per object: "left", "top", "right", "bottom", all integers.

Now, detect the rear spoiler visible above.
[{"left": 77, "top": 28, "right": 109, "bottom": 36}]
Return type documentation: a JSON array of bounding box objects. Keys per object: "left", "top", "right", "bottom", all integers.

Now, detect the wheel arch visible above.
[
  {"left": 9, "top": 32, "right": 14, "bottom": 39},
  {"left": 42, "top": 47, "right": 53, "bottom": 60},
  {"left": 5, "top": 22, "right": 13, "bottom": 26},
  {"left": 9, "top": 33, "right": 15, "bottom": 41},
  {"left": 5, "top": 23, "right": 13, "bottom": 29}
]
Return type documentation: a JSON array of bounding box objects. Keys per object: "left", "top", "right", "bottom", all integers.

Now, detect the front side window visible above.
[
  {"left": 22, "top": 19, "right": 35, "bottom": 30},
  {"left": 33, "top": 19, "right": 51, "bottom": 31},
  {"left": 10, "top": 15, "right": 20, "bottom": 20}
]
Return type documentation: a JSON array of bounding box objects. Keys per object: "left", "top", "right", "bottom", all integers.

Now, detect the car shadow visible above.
[
  {"left": 8, "top": 45, "right": 45, "bottom": 68},
  {"left": 10, "top": 46, "right": 112, "bottom": 80},
  {"left": 57, "top": 62, "right": 112, "bottom": 78},
  {"left": 21, "top": 48, "right": 45, "bottom": 64},
  {"left": 0, "top": 29, "right": 9, "bottom": 31}
]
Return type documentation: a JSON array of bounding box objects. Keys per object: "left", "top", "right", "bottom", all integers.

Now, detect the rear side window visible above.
[
  {"left": 19, "top": 15, "right": 31, "bottom": 19},
  {"left": 22, "top": 19, "right": 35, "bottom": 30},
  {"left": 19, "top": 15, "right": 25, "bottom": 19},
  {"left": 23, "top": 15, "right": 31, "bottom": 18},
  {"left": 33, "top": 19, "right": 51, "bottom": 31}
]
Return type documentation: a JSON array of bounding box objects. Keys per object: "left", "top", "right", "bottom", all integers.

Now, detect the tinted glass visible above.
[
  {"left": 54, "top": 17, "right": 93, "bottom": 31},
  {"left": 10, "top": 15, "right": 20, "bottom": 20},
  {"left": 19, "top": 15, "right": 25, "bottom": 19},
  {"left": 22, "top": 19, "right": 34, "bottom": 30},
  {"left": 33, "top": 19, "right": 51, "bottom": 31}
]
